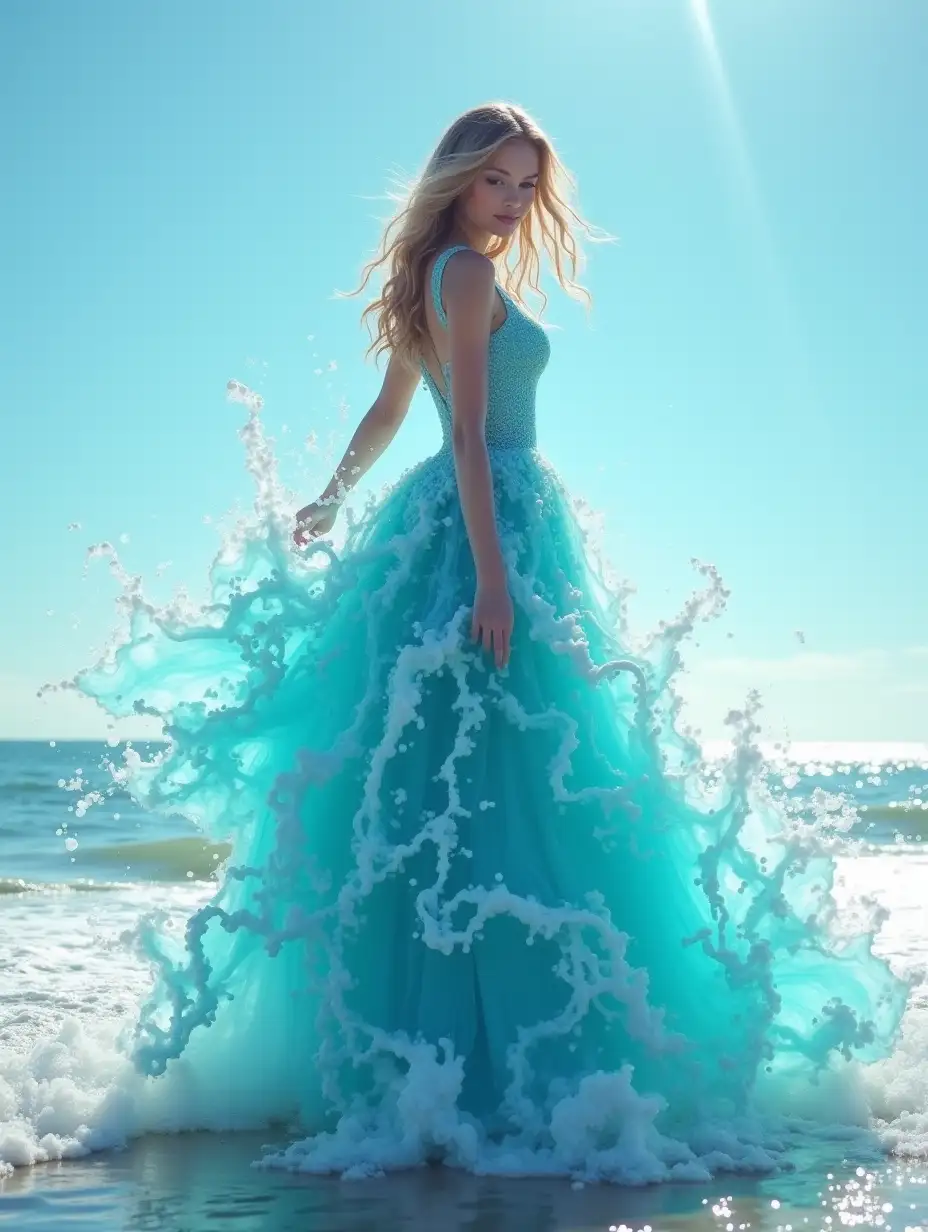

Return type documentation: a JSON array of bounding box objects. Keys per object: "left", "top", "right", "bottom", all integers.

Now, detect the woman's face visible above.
[{"left": 457, "top": 138, "right": 540, "bottom": 240}]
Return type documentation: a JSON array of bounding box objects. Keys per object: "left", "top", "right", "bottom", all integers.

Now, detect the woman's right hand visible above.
[
  {"left": 471, "top": 580, "right": 514, "bottom": 670},
  {"left": 292, "top": 499, "right": 339, "bottom": 548}
]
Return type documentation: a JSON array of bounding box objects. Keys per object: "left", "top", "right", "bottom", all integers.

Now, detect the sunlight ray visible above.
[{"left": 687, "top": 1, "right": 813, "bottom": 411}]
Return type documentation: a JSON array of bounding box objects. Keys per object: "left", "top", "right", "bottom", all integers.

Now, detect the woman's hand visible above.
[
  {"left": 471, "top": 580, "right": 513, "bottom": 670},
  {"left": 292, "top": 499, "right": 339, "bottom": 548}
]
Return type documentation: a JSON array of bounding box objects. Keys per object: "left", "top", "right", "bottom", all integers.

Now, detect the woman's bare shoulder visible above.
[{"left": 442, "top": 249, "right": 496, "bottom": 311}]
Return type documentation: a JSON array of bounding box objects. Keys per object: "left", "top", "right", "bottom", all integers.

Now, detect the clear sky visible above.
[{"left": 1, "top": 0, "right": 925, "bottom": 745}]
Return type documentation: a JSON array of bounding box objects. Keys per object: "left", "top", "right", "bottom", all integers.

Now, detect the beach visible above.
[
  {"left": 1, "top": 1132, "right": 926, "bottom": 1232},
  {"left": 1, "top": 739, "right": 927, "bottom": 1229}
]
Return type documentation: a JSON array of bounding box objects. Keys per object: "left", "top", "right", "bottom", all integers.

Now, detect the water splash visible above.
[{"left": 2, "top": 387, "right": 916, "bottom": 1181}]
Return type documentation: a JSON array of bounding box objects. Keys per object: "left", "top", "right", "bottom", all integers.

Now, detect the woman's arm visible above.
[
  {"left": 445, "top": 250, "right": 506, "bottom": 584},
  {"left": 318, "top": 355, "right": 420, "bottom": 507},
  {"left": 293, "top": 355, "right": 418, "bottom": 546},
  {"left": 444, "top": 250, "right": 513, "bottom": 668}
]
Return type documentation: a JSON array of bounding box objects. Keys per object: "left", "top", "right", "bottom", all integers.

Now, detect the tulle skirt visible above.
[{"left": 77, "top": 443, "right": 907, "bottom": 1179}]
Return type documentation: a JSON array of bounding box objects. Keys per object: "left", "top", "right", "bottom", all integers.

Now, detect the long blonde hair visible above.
[{"left": 350, "top": 102, "right": 605, "bottom": 370}]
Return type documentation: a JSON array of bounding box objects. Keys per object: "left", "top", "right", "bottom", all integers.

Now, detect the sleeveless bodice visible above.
[{"left": 420, "top": 245, "right": 551, "bottom": 450}]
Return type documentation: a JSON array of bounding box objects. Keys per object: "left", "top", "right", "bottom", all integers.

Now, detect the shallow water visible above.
[
  {"left": 3, "top": 746, "right": 928, "bottom": 1222},
  {"left": 1, "top": 840, "right": 927, "bottom": 1228},
  {"left": 1, "top": 1132, "right": 927, "bottom": 1231}
]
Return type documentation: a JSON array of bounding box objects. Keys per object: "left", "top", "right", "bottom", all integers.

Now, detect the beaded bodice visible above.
[{"left": 420, "top": 245, "right": 551, "bottom": 450}]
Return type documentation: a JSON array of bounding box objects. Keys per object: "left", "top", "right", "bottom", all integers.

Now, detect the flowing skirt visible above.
[{"left": 77, "top": 443, "right": 907, "bottom": 1179}]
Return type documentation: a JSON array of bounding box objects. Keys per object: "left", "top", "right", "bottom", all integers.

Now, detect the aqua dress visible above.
[{"left": 78, "top": 245, "right": 907, "bottom": 1178}]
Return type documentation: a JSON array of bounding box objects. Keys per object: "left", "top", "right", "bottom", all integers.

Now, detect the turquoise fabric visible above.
[
  {"left": 420, "top": 243, "right": 549, "bottom": 449},
  {"left": 77, "top": 247, "right": 908, "bottom": 1173}
]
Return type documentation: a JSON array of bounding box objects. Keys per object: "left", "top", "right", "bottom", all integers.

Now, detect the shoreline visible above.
[{"left": 1, "top": 1130, "right": 925, "bottom": 1232}]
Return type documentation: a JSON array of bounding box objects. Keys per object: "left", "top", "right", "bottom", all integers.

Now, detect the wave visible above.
[
  {"left": 0, "top": 779, "right": 64, "bottom": 796},
  {"left": 0, "top": 877, "right": 128, "bottom": 896},
  {"left": 0, "top": 778, "right": 136, "bottom": 798},
  {"left": 860, "top": 803, "right": 928, "bottom": 841},
  {"left": 863, "top": 803, "right": 928, "bottom": 819},
  {"left": 88, "top": 836, "right": 232, "bottom": 881},
  {"left": 0, "top": 837, "right": 231, "bottom": 893}
]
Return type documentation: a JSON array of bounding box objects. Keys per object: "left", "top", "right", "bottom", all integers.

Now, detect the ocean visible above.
[{"left": 1, "top": 737, "right": 927, "bottom": 1230}]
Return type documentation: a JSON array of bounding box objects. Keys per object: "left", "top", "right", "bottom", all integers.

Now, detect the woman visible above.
[{"left": 78, "top": 103, "right": 906, "bottom": 1179}]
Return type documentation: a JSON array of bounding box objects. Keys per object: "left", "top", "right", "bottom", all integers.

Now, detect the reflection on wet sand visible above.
[{"left": 1, "top": 1131, "right": 926, "bottom": 1232}]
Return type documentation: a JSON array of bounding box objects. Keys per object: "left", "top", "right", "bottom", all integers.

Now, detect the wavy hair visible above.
[{"left": 348, "top": 102, "right": 606, "bottom": 370}]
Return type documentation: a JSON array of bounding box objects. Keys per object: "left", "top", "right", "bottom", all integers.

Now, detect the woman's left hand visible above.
[
  {"left": 292, "top": 499, "right": 339, "bottom": 548},
  {"left": 471, "top": 581, "right": 513, "bottom": 670}
]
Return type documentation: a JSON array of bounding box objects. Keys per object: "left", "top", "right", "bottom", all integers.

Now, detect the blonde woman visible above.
[
  {"left": 80, "top": 103, "right": 906, "bottom": 1178},
  {"left": 292, "top": 105, "right": 582, "bottom": 672}
]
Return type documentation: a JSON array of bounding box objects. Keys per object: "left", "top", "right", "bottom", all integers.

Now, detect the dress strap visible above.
[{"left": 430, "top": 245, "right": 472, "bottom": 328}]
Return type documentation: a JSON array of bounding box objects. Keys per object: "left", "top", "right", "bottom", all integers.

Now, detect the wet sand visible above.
[{"left": 1, "top": 1131, "right": 925, "bottom": 1232}]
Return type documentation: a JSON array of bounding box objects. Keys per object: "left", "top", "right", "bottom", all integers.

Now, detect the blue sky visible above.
[{"left": 1, "top": 0, "right": 925, "bottom": 744}]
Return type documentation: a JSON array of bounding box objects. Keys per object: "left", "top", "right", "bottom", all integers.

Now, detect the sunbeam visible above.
[{"left": 686, "top": 0, "right": 814, "bottom": 413}]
